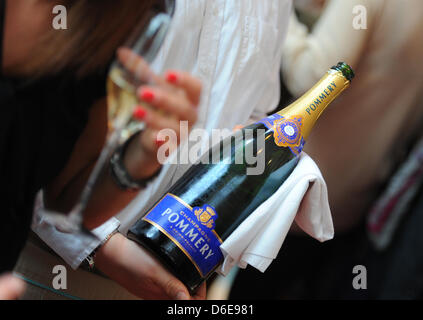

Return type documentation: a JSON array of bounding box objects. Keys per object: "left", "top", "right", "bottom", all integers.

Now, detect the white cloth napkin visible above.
[{"left": 217, "top": 152, "right": 334, "bottom": 276}]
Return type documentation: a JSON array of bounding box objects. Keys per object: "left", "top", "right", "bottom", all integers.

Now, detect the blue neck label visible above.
[{"left": 143, "top": 193, "right": 223, "bottom": 277}]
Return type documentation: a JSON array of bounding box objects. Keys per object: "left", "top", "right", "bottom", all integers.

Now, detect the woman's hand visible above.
[
  {"left": 95, "top": 233, "right": 206, "bottom": 300},
  {"left": 115, "top": 47, "right": 201, "bottom": 180},
  {"left": 123, "top": 70, "right": 202, "bottom": 180}
]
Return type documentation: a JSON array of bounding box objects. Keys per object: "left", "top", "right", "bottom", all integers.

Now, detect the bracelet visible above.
[
  {"left": 83, "top": 229, "right": 119, "bottom": 271},
  {"left": 109, "top": 130, "right": 162, "bottom": 192}
]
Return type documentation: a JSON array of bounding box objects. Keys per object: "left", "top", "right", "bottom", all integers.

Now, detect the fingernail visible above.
[
  {"left": 155, "top": 138, "right": 165, "bottom": 147},
  {"left": 166, "top": 72, "right": 179, "bottom": 84},
  {"left": 133, "top": 106, "right": 147, "bottom": 120},
  {"left": 175, "top": 291, "right": 189, "bottom": 300},
  {"left": 139, "top": 88, "right": 155, "bottom": 102}
]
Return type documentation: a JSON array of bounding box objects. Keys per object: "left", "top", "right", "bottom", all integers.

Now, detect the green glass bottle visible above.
[{"left": 127, "top": 62, "right": 354, "bottom": 293}]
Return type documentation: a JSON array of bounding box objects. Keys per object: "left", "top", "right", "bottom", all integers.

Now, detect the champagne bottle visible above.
[{"left": 127, "top": 62, "right": 354, "bottom": 293}]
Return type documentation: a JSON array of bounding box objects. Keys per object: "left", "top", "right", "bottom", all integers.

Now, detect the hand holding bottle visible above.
[{"left": 94, "top": 233, "right": 206, "bottom": 300}]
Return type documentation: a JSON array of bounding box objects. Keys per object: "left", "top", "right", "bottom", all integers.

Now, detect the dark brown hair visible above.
[{"left": 28, "top": 0, "right": 156, "bottom": 77}]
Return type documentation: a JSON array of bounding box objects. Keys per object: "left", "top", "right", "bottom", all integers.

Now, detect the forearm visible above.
[
  {"left": 47, "top": 132, "right": 161, "bottom": 230},
  {"left": 76, "top": 161, "right": 140, "bottom": 230}
]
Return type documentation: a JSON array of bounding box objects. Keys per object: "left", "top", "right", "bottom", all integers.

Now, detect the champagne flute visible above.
[{"left": 36, "top": 0, "right": 176, "bottom": 236}]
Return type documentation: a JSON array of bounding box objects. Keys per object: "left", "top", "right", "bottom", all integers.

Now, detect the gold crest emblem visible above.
[
  {"left": 194, "top": 205, "right": 217, "bottom": 229},
  {"left": 273, "top": 115, "right": 303, "bottom": 148}
]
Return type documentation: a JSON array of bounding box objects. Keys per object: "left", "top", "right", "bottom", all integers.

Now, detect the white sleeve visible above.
[
  {"left": 282, "top": 0, "right": 380, "bottom": 96},
  {"left": 31, "top": 193, "right": 120, "bottom": 270},
  {"left": 32, "top": 217, "right": 120, "bottom": 270}
]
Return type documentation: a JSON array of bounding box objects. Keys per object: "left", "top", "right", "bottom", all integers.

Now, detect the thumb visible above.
[
  {"left": 162, "top": 276, "right": 190, "bottom": 300},
  {"left": 0, "top": 274, "right": 26, "bottom": 300}
]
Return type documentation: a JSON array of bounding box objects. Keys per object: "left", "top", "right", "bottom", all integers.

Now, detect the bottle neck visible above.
[{"left": 277, "top": 69, "right": 350, "bottom": 141}]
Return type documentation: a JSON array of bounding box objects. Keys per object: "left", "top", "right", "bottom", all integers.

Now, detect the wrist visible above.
[
  {"left": 109, "top": 130, "right": 162, "bottom": 191},
  {"left": 83, "top": 230, "right": 119, "bottom": 271},
  {"left": 94, "top": 232, "right": 126, "bottom": 273},
  {"left": 124, "top": 133, "right": 161, "bottom": 180}
]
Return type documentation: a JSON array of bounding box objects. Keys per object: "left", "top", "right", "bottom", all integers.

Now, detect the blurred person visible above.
[
  {"left": 15, "top": 0, "right": 294, "bottom": 300},
  {"left": 230, "top": 0, "right": 423, "bottom": 299},
  {"left": 293, "top": 0, "right": 327, "bottom": 27},
  {"left": 1, "top": 0, "right": 203, "bottom": 299}
]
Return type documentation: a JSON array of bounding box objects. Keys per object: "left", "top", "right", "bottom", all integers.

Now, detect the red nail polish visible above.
[
  {"left": 166, "top": 72, "right": 178, "bottom": 84},
  {"left": 155, "top": 138, "right": 165, "bottom": 147},
  {"left": 133, "top": 106, "right": 147, "bottom": 120},
  {"left": 140, "top": 89, "right": 155, "bottom": 102}
]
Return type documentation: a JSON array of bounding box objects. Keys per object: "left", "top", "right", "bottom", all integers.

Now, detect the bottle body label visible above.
[
  {"left": 258, "top": 114, "right": 305, "bottom": 155},
  {"left": 142, "top": 193, "right": 224, "bottom": 277}
]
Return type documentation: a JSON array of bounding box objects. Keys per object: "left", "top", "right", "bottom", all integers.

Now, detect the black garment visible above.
[
  {"left": 229, "top": 221, "right": 371, "bottom": 300},
  {"left": 229, "top": 189, "right": 423, "bottom": 300},
  {"left": 0, "top": 0, "right": 107, "bottom": 272},
  {"left": 0, "top": 0, "right": 3, "bottom": 68}
]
